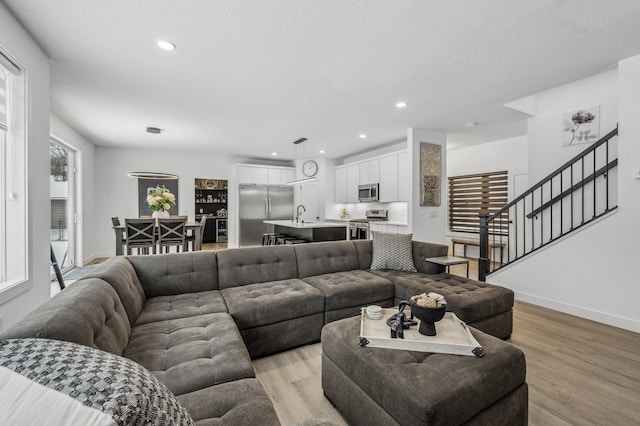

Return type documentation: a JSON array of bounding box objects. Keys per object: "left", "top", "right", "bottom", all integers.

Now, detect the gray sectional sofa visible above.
[{"left": 0, "top": 239, "right": 516, "bottom": 425}]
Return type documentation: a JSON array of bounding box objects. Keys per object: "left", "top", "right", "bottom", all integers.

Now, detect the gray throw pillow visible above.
[
  {"left": 370, "top": 232, "right": 417, "bottom": 272},
  {"left": 0, "top": 338, "right": 194, "bottom": 426}
]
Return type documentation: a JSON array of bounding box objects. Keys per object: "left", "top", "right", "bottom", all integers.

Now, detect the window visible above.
[
  {"left": 448, "top": 170, "right": 509, "bottom": 234},
  {"left": 0, "top": 51, "right": 27, "bottom": 293}
]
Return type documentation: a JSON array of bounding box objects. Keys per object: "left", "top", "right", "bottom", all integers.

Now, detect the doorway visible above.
[{"left": 50, "top": 139, "right": 76, "bottom": 273}]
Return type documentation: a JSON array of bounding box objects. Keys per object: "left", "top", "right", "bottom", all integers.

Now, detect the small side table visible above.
[{"left": 425, "top": 256, "right": 470, "bottom": 278}]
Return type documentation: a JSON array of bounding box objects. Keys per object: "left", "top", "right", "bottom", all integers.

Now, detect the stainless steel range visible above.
[{"left": 349, "top": 209, "right": 387, "bottom": 240}]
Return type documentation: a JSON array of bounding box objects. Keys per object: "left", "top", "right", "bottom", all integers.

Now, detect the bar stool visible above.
[
  {"left": 276, "top": 235, "right": 296, "bottom": 245},
  {"left": 262, "top": 233, "right": 278, "bottom": 246},
  {"left": 285, "top": 239, "right": 308, "bottom": 245}
]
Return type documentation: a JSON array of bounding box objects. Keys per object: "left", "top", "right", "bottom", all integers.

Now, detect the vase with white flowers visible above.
[{"left": 147, "top": 185, "right": 176, "bottom": 219}]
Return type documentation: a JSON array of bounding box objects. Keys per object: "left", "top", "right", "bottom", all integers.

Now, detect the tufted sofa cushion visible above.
[
  {"left": 0, "top": 279, "right": 131, "bottom": 356},
  {"left": 176, "top": 378, "right": 280, "bottom": 426},
  {"left": 135, "top": 290, "right": 228, "bottom": 325},
  {"left": 216, "top": 246, "right": 298, "bottom": 289},
  {"left": 303, "top": 270, "right": 394, "bottom": 316},
  {"left": 392, "top": 273, "right": 514, "bottom": 323},
  {"left": 124, "top": 312, "right": 254, "bottom": 397},
  {"left": 127, "top": 251, "right": 219, "bottom": 297},
  {"left": 294, "top": 241, "right": 360, "bottom": 278},
  {"left": 221, "top": 279, "right": 324, "bottom": 329},
  {"left": 84, "top": 257, "right": 146, "bottom": 326}
]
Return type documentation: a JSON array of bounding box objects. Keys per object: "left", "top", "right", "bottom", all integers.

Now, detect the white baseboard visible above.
[{"left": 515, "top": 291, "right": 640, "bottom": 333}]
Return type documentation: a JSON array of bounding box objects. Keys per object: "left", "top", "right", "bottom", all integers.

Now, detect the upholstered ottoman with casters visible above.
[{"left": 321, "top": 316, "right": 528, "bottom": 426}]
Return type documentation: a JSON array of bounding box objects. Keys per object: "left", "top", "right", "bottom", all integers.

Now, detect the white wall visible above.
[
  {"left": 528, "top": 69, "right": 618, "bottom": 183},
  {"left": 93, "top": 147, "right": 239, "bottom": 257},
  {"left": 409, "top": 128, "right": 447, "bottom": 243},
  {"left": 490, "top": 64, "right": 640, "bottom": 332},
  {"left": 0, "top": 4, "right": 51, "bottom": 329},
  {"left": 50, "top": 115, "right": 97, "bottom": 265}
]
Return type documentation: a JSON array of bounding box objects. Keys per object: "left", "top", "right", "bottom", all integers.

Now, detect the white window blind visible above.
[{"left": 448, "top": 170, "right": 509, "bottom": 234}]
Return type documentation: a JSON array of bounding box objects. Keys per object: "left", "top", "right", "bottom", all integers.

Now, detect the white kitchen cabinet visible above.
[
  {"left": 237, "top": 165, "right": 292, "bottom": 185},
  {"left": 267, "top": 168, "right": 282, "bottom": 185},
  {"left": 335, "top": 167, "right": 347, "bottom": 203},
  {"left": 370, "top": 223, "right": 410, "bottom": 234},
  {"left": 359, "top": 160, "right": 379, "bottom": 185},
  {"left": 281, "top": 169, "right": 295, "bottom": 185},
  {"left": 346, "top": 164, "right": 359, "bottom": 203},
  {"left": 378, "top": 155, "right": 398, "bottom": 202},
  {"left": 397, "top": 151, "right": 410, "bottom": 202}
]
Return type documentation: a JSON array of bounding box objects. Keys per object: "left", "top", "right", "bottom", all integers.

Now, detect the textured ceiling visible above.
[{"left": 3, "top": 0, "right": 640, "bottom": 159}]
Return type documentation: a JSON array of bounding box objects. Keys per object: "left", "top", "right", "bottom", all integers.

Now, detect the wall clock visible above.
[{"left": 302, "top": 160, "right": 319, "bottom": 177}]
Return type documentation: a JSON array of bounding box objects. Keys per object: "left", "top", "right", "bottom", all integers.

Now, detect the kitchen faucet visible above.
[{"left": 296, "top": 204, "right": 306, "bottom": 223}]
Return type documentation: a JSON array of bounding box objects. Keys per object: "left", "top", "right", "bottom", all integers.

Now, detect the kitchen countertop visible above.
[
  {"left": 264, "top": 220, "right": 348, "bottom": 229},
  {"left": 370, "top": 221, "right": 408, "bottom": 226}
]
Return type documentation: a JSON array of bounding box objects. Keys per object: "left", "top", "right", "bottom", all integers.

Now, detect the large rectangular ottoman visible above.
[{"left": 321, "top": 316, "right": 527, "bottom": 426}]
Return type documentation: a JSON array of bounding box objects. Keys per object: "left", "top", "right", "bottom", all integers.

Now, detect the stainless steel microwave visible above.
[{"left": 358, "top": 183, "right": 379, "bottom": 202}]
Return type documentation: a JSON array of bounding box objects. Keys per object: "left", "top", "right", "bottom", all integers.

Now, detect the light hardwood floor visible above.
[{"left": 254, "top": 300, "right": 640, "bottom": 425}]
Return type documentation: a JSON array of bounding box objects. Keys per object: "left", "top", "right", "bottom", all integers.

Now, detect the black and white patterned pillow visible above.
[
  {"left": 370, "top": 232, "right": 417, "bottom": 272},
  {"left": 0, "top": 338, "right": 194, "bottom": 426}
]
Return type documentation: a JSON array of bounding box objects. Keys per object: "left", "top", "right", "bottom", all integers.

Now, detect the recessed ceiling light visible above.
[
  {"left": 157, "top": 40, "right": 176, "bottom": 51},
  {"left": 396, "top": 102, "right": 407, "bottom": 108},
  {"left": 271, "top": 152, "right": 278, "bottom": 156},
  {"left": 146, "top": 126, "right": 162, "bottom": 134},
  {"left": 319, "top": 150, "right": 325, "bottom": 154},
  {"left": 359, "top": 134, "right": 367, "bottom": 139},
  {"left": 465, "top": 121, "right": 478, "bottom": 127}
]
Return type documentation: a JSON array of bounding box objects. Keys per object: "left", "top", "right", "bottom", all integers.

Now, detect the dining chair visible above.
[
  {"left": 186, "top": 216, "right": 207, "bottom": 251},
  {"left": 124, "top": 218, "right": 156, "bottom": 255},
  {"left": 157, "top": 217, "right": 187, "bottom": 253}
]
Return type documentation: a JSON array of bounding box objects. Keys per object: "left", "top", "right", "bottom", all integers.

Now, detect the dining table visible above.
[{"left": 113, "top": 221, "right": 203, "bottom": 256}]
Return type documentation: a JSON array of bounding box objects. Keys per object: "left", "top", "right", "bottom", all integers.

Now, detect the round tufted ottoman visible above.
[{"left": 321, "top": 316, "right": 528, "bottom": 426}]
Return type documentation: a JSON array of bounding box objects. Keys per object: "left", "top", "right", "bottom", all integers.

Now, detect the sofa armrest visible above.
[{"left": 412, "top": 241, "right": 448, "bottom": 274}]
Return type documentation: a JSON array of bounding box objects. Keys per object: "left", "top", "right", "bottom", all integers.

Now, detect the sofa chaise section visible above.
[{"left": 217, "top": 245, "right": 326, "bottom": 358}]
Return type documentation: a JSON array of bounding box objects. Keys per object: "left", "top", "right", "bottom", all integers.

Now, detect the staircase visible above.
[{"left": 478, "top": 127, "right": 618, "bottom": 281}]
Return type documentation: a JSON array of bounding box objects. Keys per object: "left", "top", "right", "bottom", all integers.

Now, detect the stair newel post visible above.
[{"left": 478, "top": 212, "right": 490, "bottom": 282}]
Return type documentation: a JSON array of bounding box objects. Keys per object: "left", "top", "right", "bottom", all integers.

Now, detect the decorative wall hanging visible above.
[
  {"left": 137, "top": 177, "right": 179, "bottom": 217},
  {"left": 562, "top": 105, "right": 600, "bottom": 145},
  {"left": 420, "top": 142, "right": 441, "bottom": 206}
]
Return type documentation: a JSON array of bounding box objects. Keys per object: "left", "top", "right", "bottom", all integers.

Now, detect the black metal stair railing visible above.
[{"left": 478, "top": 126, "right": 618, "bottom": 281}]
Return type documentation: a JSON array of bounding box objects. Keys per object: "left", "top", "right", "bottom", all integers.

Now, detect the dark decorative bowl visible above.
[{"left": 409, "top": 301, "right": 446, "bottom": 336}]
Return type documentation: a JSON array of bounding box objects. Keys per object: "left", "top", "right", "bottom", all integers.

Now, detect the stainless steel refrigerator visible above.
[{"left": 239, "top": 184, "right": 294, "bottom": 246}]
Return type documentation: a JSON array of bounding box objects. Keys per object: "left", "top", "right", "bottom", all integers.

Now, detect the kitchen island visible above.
[{"left": 264, "top": 220, "right": 347, "bottom": 242}]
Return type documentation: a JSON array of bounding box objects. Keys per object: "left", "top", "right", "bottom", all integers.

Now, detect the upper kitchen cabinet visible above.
[
  {"left": 334, "top": 150, "right": 409, "bottom": 204},
  {"left": 378, "top": 155, "right": 398, "bottom": 202},
  {"left": 335, "top": 167, "right": 347, "bottom": 203},
  {"left": 346, "top": 164, "right": 359, "bottom": 203},
  {"left": 359, "top": 160, "right": 379, "bottom": 185},
  {"left": 237, "top": 165, "right": 295, "bottom": 185},
  {"left": 397, "top": 151, "right": 410, "bottom": 202}
]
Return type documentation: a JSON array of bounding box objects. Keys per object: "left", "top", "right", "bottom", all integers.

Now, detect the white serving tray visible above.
[{"left": 359, "top": 307, "right": 484, "bottom": 357}]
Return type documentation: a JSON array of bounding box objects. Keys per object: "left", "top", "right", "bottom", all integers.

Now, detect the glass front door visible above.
[{"left": 50, "top": 140, "right": 75, "bottom": 273}]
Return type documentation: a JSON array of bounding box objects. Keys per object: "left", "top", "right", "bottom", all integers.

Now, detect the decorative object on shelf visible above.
[
  {"left": 562, "top": 105, "right": 600, "bottom": 145},
  {"left": 147, "top": 185, "right": 176, "bottom": 218},
  {"left": 302, "top": 160, "right": 318, "bottom": 177},
  {"left": 420, "top": 142, "right": 441, "bottom": 206}
]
